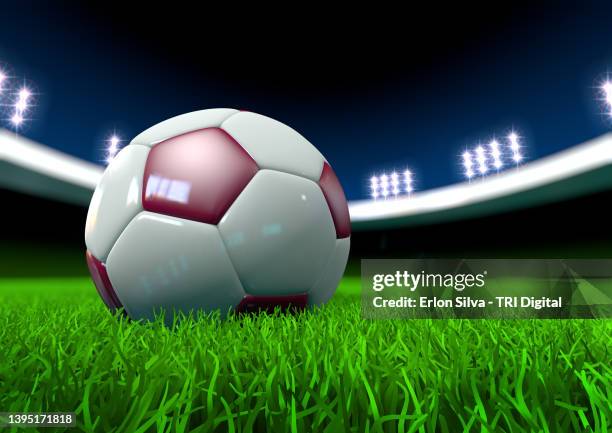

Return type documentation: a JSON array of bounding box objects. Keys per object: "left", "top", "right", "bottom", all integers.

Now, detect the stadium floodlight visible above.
[
  {"left": 370, "top": 176, "right": 379, "bottom": 199},
  {"left": 508, "top": 131, "right": 523, "bottom": 164},
  {"left": 350, "top": 134, "right": 612, "bottom": 225},
  {"left": 0, "top": 70, "right": 6, "bottom": 92},
  {"left": 603, "top": 81, "right": 612, "bottom": 102},
  {"left": 15, "top": 87, "right": 31, "bottom": 113},
  {"left": 105, "top": 135, "right": 121, "bottom": 164},
  {"left": 108, "top": 135, "right": 120, "bottom": 154},
  {"left": 475, "top": 145, "right": 488, "bottom": 175},
  {"left": 603, "top": 81, "right": 612, "bottom": 114},
  {"left": 368, "top": 170, "right": 414, "bottom": 199},
  {"left": 390, "top": 172, "right": 400, "bottom": 197},
  {"left": 18, "top": 87, "right": 31, "bottom": 101},
  {"left": 380, "top": 174, "right": 390, "bottom": 198},
  {"left": 11, "top": 86, "right": 32, "bottom": 128},
  {"left": 462, "top": 150, "right": 474, "bottom": 179},
  {"left": 404, "top": 169, "right": 414, "bottom": 194},
  {"left": 489, "top": 139, "right": 503, "bottom": 170},
  {"left": 11, "top": 113, "right": 23, "bottom": 126}
]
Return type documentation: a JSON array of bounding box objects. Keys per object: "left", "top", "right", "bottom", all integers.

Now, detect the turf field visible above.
[{"left": 0, "top": 276, "right": 610, "bottom": 433}]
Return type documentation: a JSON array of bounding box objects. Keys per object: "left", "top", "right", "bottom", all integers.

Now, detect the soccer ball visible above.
[{"left": 85, "top": 109, "right": 350, "bottom": 323}]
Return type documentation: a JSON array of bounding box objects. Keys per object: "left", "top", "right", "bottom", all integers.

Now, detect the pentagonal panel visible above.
[
  {"left": 221, "top": 111, "right": 325, "bottom": 181},
  {"left": 142, "top": 128, "right": 259, "bottom": 224},
  {"left": 85, "top": 250, "right": 127, "bottom": 315},
  {"left": 308, "top": 237, "right": 350, "bottom": 306},
  {"left": 218, "top": 170, "right": 336, "bottom": 296},
  {"left": 85, "top": 145, "right": 149, "bottom": 261},
  {"left": 130, "top": 108, "right": 238, "bottom": 146},
  {"left": 106, "top": 212, "right": 245, "bottom": 323},
  {"left": 319, "top": 162, "right": 351, "bottom": 239}
]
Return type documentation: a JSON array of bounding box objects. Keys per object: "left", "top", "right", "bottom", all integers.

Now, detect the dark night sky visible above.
[{"left": 1, "top": 2, "right": 612, "bottom": 199}]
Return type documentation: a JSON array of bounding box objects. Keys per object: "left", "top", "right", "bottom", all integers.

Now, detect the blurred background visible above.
[
  {"left": 2, "top": 2, "right": 612, "bottom": 196},
  {"left": 2, "top": 2, "right": 612, "bottom": 277}
]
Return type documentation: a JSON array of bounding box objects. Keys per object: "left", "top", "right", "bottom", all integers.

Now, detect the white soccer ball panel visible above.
[
  {"left": 106, "top": 212, "right": 245, "bottom": 323},
  {"left": 85, "top": 145, "right": 149, "bottom": 261},
  {"left": 221, "top": 111, "right": 325, "bottom": 181},
  {"left": 308, "top": 237, "right": 350, "bottom": 306},
  {"left": 218, "top": 170, "right": 336, "bottom": 296},
  {"left": 130, "top": 108, "right": 238, "bottom": 147}
]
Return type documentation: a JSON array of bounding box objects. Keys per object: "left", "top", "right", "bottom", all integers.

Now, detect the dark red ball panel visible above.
[
  {"left": 235, "top": 293, "right": 308, "bottom": 314},
  {"left": 318, "top": 162, "right": 351, "bottom": 238},
  {"left": 142, "top": 128, "right": 259, "bottom": 224},
  {"left": 86, "top": 250, "right": 127, "bottom": 316}
]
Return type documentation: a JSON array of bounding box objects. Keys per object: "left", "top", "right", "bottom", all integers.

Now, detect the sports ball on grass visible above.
[{"left": 85, "top": 109, "right": 350, "bottom": 323}]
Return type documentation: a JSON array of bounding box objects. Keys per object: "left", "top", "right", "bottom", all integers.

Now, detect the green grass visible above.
[{"left": 0, "top": 277, "right": 610, "bottom": 433}]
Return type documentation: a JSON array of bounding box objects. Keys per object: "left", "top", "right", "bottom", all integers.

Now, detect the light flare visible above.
[
  {"left": 475, "top": 145, "right": 488, "bottom": 175},
  {"left": 105, "top": 135, "right": 122, "bottom": 164},
  {"left": 11, "top": 113, "right": 23, "bottom": 126},
  {"left": 462, "top": 150, "right": 474, "bottom": 179},
  {"left": 390, "top": 172, "right": 400, "bottom": 196},
  {"left": 380, "top": 174, "right": 389, "bottom": 198},
  {"left": 603, "top": 81, "right": 612, "bottom": 115},
  {"left": 10, "top": 86, "right": 32, "bottom": 127},
  {"left": 404, "top": 169, "right": 414, "bottom": 194},
  {"left": 370, "top": 176, "right": 379, "bottom": 199},
  {"left": 489, "top": 139, "right": 503, "bottom": 170},
  {"left": 367, "top": 170, "right": 415, "bottom": 199},
  {"left": 508, "top": 131, "right": 523, "bottom": 164}
]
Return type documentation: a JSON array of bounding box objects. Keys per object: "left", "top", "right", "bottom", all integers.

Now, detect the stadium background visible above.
[
  {"left": 2, "top": 2, "right": 612, "bottom": 277},
  {"left": 2, "top": 2, "right": 612, "bottom": 197}
]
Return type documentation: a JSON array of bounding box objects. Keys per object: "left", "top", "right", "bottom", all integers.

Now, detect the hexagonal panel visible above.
[
  {"left": 221, "top": 111, "right": 325, "bottom": 181},
  {"left": 85, "top": 145, "right": 150, "bottom": 261},
  {"left": 142, "top": 128, "right": 259, "bottom": 224},
  {"left": 130, "top": 108, "right": 238, "bottom": 146},
  {"left": 218, "top": 170, "right": 336, "bottom": 296},
  {"left": 106, "top": 212, "right": 245, "bottom": 323},
  {"left": 308, "top": 237, "right": 350, "bottom": 306},
  {"left": 318, "top": 162, "right": 351, "bottom": 239}
]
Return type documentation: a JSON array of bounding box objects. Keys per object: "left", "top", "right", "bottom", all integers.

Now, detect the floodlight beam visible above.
[{"left": 370, "top": 175, "right": 379, "bottom": 199}]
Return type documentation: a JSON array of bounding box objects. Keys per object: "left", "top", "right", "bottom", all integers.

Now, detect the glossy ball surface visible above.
[{"left": 85, "top": 109, "right": 350, "bottom": 323}]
